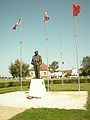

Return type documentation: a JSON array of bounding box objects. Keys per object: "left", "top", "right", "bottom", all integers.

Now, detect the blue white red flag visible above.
[
  {"left": 43, "top": 12, "right": 49, "bottom": 22},
  {"left": 12, "top": 18, "right": 22, "bottom": 30}
]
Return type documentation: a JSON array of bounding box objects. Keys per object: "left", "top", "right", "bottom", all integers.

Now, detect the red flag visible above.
[
  {"left": 43, "top": 12, "right": 49, "bottom": 22},
  {"left": 73, "top": 4, "right": 80, "bottom": 16},
  {"left": 12, "top": 24, "right": 17, "bottom": 30},
  {"left": 12, "top": 18, "right": 22, "bottom": 30}
]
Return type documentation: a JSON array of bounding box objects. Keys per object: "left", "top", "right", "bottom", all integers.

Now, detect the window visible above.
[
  {"left": 44, "top": 72, "right": 46, "bottom": 75},
  {"left": 31, "top": 72, "right": 33, "bottom": 75}
]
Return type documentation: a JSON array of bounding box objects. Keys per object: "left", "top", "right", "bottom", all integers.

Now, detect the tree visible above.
[
  {"left": 9, "top": 59, "right": 30, "bottom": 78},
  {"left": 49, "top": 61, "right": 59, "bottom": 73},
  {"left": 80, "top": 56, "right": 90, "bottom": 76}
]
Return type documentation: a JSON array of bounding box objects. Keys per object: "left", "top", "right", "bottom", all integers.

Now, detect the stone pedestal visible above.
[{"left": 28, "top": 79, "right": 46, "bottom": 98}]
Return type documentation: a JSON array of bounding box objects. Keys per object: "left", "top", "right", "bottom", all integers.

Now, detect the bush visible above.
[
  {"left": 0, "top": 78, "right": 90, "bottom": 88},
  {"left": 45, "top": 78, "right": 90, "bottom": 84},
  {"left": 0, "top": 82, "right": 4, "bottom": 88},
  {"left": 0, "top": 80, "right": 31, "bottom": 88}
]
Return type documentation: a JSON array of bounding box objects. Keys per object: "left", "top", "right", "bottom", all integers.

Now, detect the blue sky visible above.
[{"left": 0, "top": 0, "right": 90, "bottom": 76}]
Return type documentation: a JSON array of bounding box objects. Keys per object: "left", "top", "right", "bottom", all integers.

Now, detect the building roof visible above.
[
  {"left": 30, "top": 63, "right": 48, "bottom": 71},
  {"left": 63, "top": 70, "right": 72, "bottom": 73}
]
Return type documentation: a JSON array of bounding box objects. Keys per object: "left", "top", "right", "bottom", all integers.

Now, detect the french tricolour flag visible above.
[
  {"left": 12, "top": 18, "right": 22, "bottom": 30},
  {"left": 43, "top": 12, "right": 49, "bottom": 22}
]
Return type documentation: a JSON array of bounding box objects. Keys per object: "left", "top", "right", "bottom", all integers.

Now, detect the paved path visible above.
[
  {"left": 0, "top": 91, "right": 88, "bottom": 120},
  {"left": 0, "top": 106, "right": 26, "bottom": 120}
]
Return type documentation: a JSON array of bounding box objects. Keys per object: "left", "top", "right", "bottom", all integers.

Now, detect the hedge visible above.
[
  {"left": 0, "top": 78, "right": 90, "bottom": 88},
  {"left": 44, "top": 78, "right": 90, "bottom": 84},
  {"left": 0, "top": 80, "right": 30, "bottom": 88}
]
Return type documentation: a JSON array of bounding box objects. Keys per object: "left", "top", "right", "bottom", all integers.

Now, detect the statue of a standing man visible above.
[{"left": 31, "top": 51, "right": 42, "bottom": 78}]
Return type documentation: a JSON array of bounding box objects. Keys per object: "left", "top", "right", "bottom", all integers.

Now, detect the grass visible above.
[
  {"left": 0, "top": 86, "right": 28, "bottom": 94},
  {"left": 0, "top": 83, "right": 90, "bottom": 120},
  {"left": 9, "top": 108, "right": 90, "bottom": 120}
]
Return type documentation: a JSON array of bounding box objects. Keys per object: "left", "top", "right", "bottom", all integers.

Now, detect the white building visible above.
[{"left": 71, "top": 68, "right": 78, "bottom": 75}]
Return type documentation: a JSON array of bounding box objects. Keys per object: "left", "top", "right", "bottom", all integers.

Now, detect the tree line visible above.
[{"left": 8, "top": 56, "right": 90, "bottom": 78}]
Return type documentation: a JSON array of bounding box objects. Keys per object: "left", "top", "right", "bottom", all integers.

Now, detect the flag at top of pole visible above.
[
  {"left": 72, "top": 4, "right": 81, "bottom": 91},
  {"left": 43, "top": 12, "right": 49, "bottom": 22},
  {"left": 12, "top": 18, "right": 22, "bottom": 30},
  {"left": 73, "top": 4, "right": 81, "bottom": 16}
]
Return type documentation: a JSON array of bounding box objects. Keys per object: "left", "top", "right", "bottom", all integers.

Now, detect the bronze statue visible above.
[{"left": 31, "top": 51, "right": 42, "bottom": 78}]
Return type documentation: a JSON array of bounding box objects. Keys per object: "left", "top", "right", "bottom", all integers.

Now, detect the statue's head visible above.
[{"left": 34, "top": 51, "right": 38, "bottom": 55}]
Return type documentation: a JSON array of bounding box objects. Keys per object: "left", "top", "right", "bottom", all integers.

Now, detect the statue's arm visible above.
[
  {"left": 31, "top": 57, "right": 34, "bottom": 65},
  {"left": 39, "top": 56, "right": 42, "bottom": 65}
]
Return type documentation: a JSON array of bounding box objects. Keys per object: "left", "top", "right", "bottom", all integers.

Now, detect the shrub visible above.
[
  {"left": 45, "top": 78, "right": 90, "bottom": 84},
  {"left": 0, "top": 78, "right": 90, "bottom": 88},
  {"left": 0, "top": 80, "right": 31, "bottom": 88}
]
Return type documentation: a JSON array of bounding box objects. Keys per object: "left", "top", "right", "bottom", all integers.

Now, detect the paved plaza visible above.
[{"left": 0, "top": 91, "right": 88, "bottom": 110}]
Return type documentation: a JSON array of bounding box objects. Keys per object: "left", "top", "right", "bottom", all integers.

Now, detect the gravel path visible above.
[
  {"left": 0, "top": 106, "right": 26, "bottom": 120},
  {"left": 0, "top": 91, "right": 88, "bottom": 120}
]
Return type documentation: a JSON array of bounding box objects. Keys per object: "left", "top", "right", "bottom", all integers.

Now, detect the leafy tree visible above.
[
  {"left": 9, "top": 59, "right": 30, "bottom": 78},
  {"left": 49, "top": 61, "right": 59, "bottom": 73},
  {"left": 80, "top": 56, "right": 90, "bottom": 76}
]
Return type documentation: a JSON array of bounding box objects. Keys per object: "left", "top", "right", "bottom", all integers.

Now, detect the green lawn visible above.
[
  {"left": 0, "top": 83, "right": 90, "bottom": 120},
  {"left": 0, "top": 86, "right": 28, "bottom": 94},
  {"left": 9, "top": 108, "right": 90, "bottom": 120}
]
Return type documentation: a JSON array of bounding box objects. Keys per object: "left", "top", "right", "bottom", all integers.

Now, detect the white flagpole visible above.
[
  {"left": 73, "top": 17, "right": 80, "bottom": 91},
  {"left": 44, "top": 18, "right": 49, "bottom": 91},
  {"left": 59, "top": 36, "right": 63, "bottom": 85},
  {"left": 45, "top": 21, "right": 49, "bottom": 91},
  {"left": 20, "top": 18, "right": 23, "bottom": 91}
]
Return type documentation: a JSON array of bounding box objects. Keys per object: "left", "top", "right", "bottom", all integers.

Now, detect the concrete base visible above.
[{"left": 28, "top": 78, "right": 46, "bottom": 98}]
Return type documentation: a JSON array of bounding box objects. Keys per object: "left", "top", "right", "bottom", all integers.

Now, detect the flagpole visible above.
[
  {"left": 20, "top": 18, "right": 23, "bottom": 92},
  {"left": 59, "top": 36, "right": 63, "bottom": 85},
  {"left": 73, "top": 16, "right": 80, "bottom": 91},
  {"left": 45, "top": 21, "right": 49, "bottom": 91},
  {"left": 43, "top": 12, "right": 49, "bottom": 91}
]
